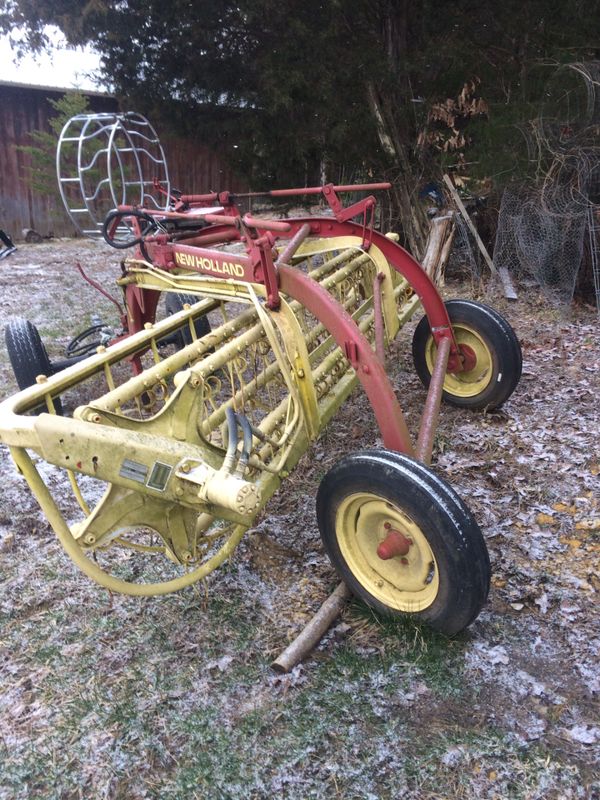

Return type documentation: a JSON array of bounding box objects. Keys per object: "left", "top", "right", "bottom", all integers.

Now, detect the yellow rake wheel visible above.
[
  {"left": 412, "top": 300, "right": 522, "bottom": 410},
  {"left": 316, "top": 449, "right": 490, "bottom": 636}
]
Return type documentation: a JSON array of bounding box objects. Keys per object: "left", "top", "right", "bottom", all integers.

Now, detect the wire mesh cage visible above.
[
  {"left": 495, "top": 62, "right": 600, "bottom": 309},
  {"left": 57, "top": 112, "right": 170, "bottom": 237}
]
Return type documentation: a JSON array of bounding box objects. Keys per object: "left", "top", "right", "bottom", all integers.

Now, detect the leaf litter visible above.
[{"left": 0, "top": 239, "right": 598, "bottom": 799}]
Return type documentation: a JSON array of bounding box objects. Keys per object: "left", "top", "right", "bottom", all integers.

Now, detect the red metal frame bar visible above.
[
  {"left": 278, "top": 265, "right": 415, "bottom": 456},
  {"left": 268, "top": 182, "right": 392, "bottom": 197},
  {"left": 373, "top": 272, "right": 386, "bottom": 365}
]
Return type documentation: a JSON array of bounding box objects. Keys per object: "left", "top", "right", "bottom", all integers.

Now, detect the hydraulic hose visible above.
[
  {"left": 223, "top": 407, "right": 239, "bottom": 474},
  {"left": 235, "top": 413, "right": 253, "bottom": 477}
]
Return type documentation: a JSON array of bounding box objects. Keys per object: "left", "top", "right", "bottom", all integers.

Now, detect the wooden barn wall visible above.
[
  {"left": 161, "top": 134, "right": 249, "bottom": 199},
  {"left": 0, "top": 83, "right": 248, "bottom": 239}
]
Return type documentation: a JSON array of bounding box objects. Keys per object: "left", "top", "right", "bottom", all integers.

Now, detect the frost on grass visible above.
[{"left": 0, "top": 240, "right": 598, "bottom": 799}]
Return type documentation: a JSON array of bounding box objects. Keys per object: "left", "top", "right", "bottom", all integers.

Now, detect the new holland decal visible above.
[{"left": 174, "top": 251, "right": 245, "bottom": 277}]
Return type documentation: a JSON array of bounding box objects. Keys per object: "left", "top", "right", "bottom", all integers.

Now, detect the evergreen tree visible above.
[
  {"left": 4, "top": 0, "right": 600, "bottom": 250},
  {"left": 18, "top": 91, "right": 91, "bottom": 197}
]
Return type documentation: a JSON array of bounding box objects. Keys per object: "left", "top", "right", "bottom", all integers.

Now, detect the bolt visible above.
[
  {"left": 144, "top": 322, "right": 153, "bottom": 329},
  {"left": 175, "top": 487, "right": 184, "bottom": 496},
  {"left": 92, "top": 414, "right": 101, "bottom": 423},
  {"left": 297, "top": 368, "right": 305, "bottom": 378},
  {"left": 35, "top": 374, "right": 48, "bottom": 384},
  {"left": 180, "top": 463, "right": 191, "bottom": 473},
  {"left": 375, "top": 579, "right": 384, "bottom": 588},
  {"left": 84, "top": 534, "right": 96, "bottom": 545}
]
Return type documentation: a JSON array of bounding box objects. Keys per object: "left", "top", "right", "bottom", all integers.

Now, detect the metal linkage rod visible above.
[{"left": 415, "top": 335, "right": 452, "bottom": 465}]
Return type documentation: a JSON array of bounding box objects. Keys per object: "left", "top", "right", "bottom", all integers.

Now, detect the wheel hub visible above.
[
  {"left": 377, "top": 522, "right": 413, "bottom": 560},
  {"left": 335, "top": 493, "right": 440, "bottom": 611},
  {"left": 427, "top": 323, "right": 493, "bottom": 398},
  {"left": 458, "top": 342, "right": 478, "bottom": 372}
]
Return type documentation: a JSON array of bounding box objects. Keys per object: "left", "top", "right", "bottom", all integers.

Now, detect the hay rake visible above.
[{"left": 0, "top": 117, "right": 522, "bottom": 637}]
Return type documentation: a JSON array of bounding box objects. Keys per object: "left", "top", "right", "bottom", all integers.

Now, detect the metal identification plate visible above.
[{"left": 119, "top": 459, "right": 148, "bottom": 484}]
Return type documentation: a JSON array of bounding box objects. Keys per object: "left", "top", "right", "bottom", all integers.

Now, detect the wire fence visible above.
[{"left": 494, "top": 62, "right": 600, "bottom": 310}]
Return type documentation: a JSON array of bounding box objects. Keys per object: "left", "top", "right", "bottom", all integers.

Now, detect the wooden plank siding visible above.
[{"left": 0, "top": 81, "right": 248, "bottom": 239}]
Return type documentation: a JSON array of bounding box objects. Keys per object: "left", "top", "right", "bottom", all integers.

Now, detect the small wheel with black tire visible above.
[
  {"left": 162, "top": 292, "right": 211, "bottom": 349},
  {"left": 412, "top": 299, "right": 522, "bottom": 410},
  {"left": 4, "top": 318, "right": 62, "bottom": 413},
  {"left": 316, "top": 449, "right": 490, "bottom": 636}
]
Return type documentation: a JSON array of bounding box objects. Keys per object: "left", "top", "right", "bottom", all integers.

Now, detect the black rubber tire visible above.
[
  {"left": 412, "top": 299, "right": 522, "bottom": 410},
  {"left": 316, "top": 449, "right": 490, "bottom": 636},
  {"left": 163, "top": 292, "right": 211, "bottom": 348},
  {"left": 5, "top": 319, "right": 62, "bottom": 414}
]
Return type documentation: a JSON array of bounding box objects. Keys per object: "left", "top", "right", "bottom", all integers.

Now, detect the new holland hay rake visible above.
[{"left": 0, "top": 116, "right": 522, "bottom": 637}]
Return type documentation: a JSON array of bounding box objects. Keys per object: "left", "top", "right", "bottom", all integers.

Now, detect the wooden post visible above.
[{"left": 420, "top": 212, "right": 455, "bottom": 285}]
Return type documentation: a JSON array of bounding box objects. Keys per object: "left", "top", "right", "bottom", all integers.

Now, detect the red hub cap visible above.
[
  {"left": 377, "top": 523, "right": 413, "bottom": 560},
  {"left": 458, "top": 342, "right": 477, "bottom": 372}
]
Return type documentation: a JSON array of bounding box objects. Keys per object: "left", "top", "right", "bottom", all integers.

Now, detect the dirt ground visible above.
[{"left": 0, "top": 238, "right": 598, "bottom": 799}]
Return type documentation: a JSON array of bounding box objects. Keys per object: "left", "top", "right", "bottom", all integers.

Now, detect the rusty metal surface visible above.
[
  {"left": 373, "top": 271, "right": 386, "bottom": 365},
  {"left": 0, "top": 82, "right": 247, "bottom": 239},
  {"left": 415, "top": 334, "right": 452, "bottom": 465}
]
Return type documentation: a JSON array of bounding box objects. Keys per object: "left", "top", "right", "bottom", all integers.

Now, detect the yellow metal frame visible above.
[{"left": 0, "top": 236, "right": 422, "bottom": 595}]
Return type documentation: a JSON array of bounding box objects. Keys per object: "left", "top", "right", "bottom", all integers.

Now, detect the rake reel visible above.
[{"left": 0, "top": 116, "right": 522, "bottom": 635}]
